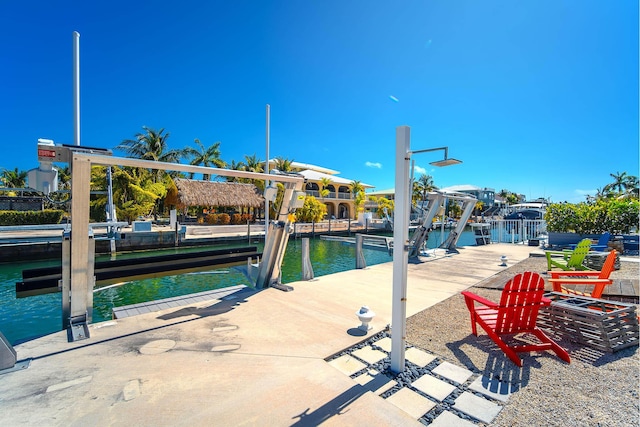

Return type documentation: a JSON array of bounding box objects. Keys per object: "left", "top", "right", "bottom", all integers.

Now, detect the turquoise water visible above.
[{"left": 0, "top": 229, "right": 476, "bottom": 345}]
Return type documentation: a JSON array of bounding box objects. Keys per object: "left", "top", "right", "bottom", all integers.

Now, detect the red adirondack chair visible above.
[
  {"left": 548, "top": 250, "right": 617, "bottom": 298},
  {"left": 461, "top": 272, "right": 571, "bottom": 367}
]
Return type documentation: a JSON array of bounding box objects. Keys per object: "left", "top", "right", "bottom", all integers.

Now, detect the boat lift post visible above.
[
  {"left": 40, "top": 142, "right": 304, "bottom": 341},
  {"left": 407, "top": 191, "right": 446, "bottom": 258},
  {"left": 437, "top": 191, "right": 477, "bottom": 252}
]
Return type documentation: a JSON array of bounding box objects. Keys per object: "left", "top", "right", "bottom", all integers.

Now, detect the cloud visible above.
[
  {"left": 413, "top": 165, "right": 427, "bottom": 175},
  {"left": 389, "top": 95, "right": 399, "bottom": 102},
  {"left": 365, "top": 161, "right": 382, "bottom": 169},
  {"left": 575, "top": 189, "right": 597, "bottom": 196}
]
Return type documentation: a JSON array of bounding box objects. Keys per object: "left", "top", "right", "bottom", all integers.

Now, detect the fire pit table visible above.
[{"left": 538, "top": 292, "right": 639, "bottom": 352}]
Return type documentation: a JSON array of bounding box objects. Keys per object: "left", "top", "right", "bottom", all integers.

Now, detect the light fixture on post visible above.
[
  {"left": 390, "top": 127, "right": 462, "bottom": 374},
  {"left": 412, "top": 147, "right": 462, "bottom": 167}
]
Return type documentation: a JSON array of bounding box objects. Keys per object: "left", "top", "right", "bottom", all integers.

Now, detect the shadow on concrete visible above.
[
  {"left": 29, "top": 289, "right": 257, "bottom": 362},
  {"left": 346, "top": 327, "right": 367, "bottom": 337},
  {"left": 156, "top": 288, "right": 256, "bottom": 321},
  {"left": 290, "top": 384, "right": 369, "bottom": 426}
]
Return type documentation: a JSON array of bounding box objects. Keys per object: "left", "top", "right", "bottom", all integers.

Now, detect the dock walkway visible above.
[{"left": 0, "top": 244, "right": 630, "bottom": 426}]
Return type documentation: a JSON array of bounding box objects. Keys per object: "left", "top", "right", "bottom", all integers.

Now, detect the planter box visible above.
[{"left": 547, "top": 232, "right": 600, "bottom": 249}]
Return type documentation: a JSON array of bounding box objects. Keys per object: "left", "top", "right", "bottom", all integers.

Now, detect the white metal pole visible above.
[
  {"left": 265, "top": 104, "right": 270, "bottom": 240},
  {"left": 73, "top": 31, "right": 80, "bottom": 146},
  {"left": 391, "top": 125, "right": 411, "bottom": 373}
]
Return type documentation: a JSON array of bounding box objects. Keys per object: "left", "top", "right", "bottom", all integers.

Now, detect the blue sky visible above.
[{"left": 2, "top": 1, "right": 638, "bottom": 203}]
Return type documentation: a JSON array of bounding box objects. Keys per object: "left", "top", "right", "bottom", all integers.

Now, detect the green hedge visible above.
[
  {"left": 545, "top": 199, "right": 639, "bottom": 234},
  {"left": 0, "top": 210, "right": 65, "bottom": 226}
]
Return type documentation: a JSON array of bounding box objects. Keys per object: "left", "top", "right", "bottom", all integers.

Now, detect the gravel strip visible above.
[{"left": 406, "top": 256, "right": 639, "bottom": 427}]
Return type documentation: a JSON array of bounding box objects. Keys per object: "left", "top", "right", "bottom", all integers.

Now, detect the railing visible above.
[
  {"left": 487, "top": 219, "right": 547, "bottom": 244},
  {"left": 291, "top": 219, "right": 373, "bottom": 237},
  {"left": 304, "top": 190, "right": 352, "bottom": 200}
]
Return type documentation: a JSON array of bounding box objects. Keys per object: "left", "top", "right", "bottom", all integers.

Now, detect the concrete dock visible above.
[{"left": 0, "top": 244, "right": 545, "bottom": 425}]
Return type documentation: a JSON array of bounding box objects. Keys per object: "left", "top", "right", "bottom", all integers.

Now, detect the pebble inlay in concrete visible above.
[{"left": 327, "top": 332, "right": 509, "bottom": 426}]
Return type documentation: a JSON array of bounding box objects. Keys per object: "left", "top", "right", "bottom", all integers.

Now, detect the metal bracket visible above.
[
  {"left": 0, "top": 359, "right": 31, "bottom": 375},
  {"left": 270, "top": 282, "right": 294, "bottom": 292},
  {"left": 67, "top": 313, "right": 90, "bottom": 342}
]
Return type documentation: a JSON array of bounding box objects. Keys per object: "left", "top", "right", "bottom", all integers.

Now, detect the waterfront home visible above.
[{"left": 269, "top": 161, "right": 373, "bottom": 220}]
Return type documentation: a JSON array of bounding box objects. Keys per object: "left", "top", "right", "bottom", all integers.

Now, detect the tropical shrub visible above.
[
  {"left": 231, "top": 213, "right": 242, "bottom": 225},
  {"left": 371, "top": 196, "right": 394, "bottom": 218},
  {"left": 295, "top": 195, "right": 327, "bottom": 223},
  {"left": 0, "top": 209, "right": 65, "bottom": 225},
  {"left": 205, "top": 214, "right": 217, "bottom": 224},
  {"left": 545, "top": 199, "right": 639, "bottom": 234},
  {"left": 218, "top": 213, "right": 231, "bottom": 225}
]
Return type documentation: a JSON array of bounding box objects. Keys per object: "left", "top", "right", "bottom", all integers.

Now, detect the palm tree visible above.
[
  {"left": 272, "top": 157, "right": 294, "bottom": 173},
  {"left": 224, "top": 160, "right": 246, "bottom": 182},
  {"left": 349, "top": 180, "right": 364, "bottom": 197},
  {"left": 56, "top": 166, "right": 71, "bottom": 190},
  {"left": 622, "top": 175, "right": 639, "bottom": 199},
  {"left": 184, "top": 139, "right": 226, "bottom": 180},
  {"left": 242, "top": 154, "right": 266, "bottom": 192},
  {"left": 1, "top": 167, "right": 27, "bottom": 188},
  {"left": 350, "top": 180, "right": 365, "bottom": 219},
  {"left": 605, "top": 172, "right": 639, "bottom": 199},
  {"left": 116, "top": 126, "right": 184, "bottom": 182},
  {"left": 417, "top": 174, "right": 435, "bottom": 202},
  {"left": 605, "top": 171, "right": 629, "bottom": 194},
  {"left": 319, "top": 177, "right": 331, "bottom": 199},
  {"left": 244, "top": 154, "right": 264, "bottom": 173}
]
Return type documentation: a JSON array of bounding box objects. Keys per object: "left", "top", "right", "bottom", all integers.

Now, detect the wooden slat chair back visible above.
[
  {"left": 548, "top": 250, "right": 617, "bottom": 298},
  {"left": 495, "top": 272, "right": 547, "bottom": 334},
  {"left": 545, "top": 238, "right": 592, "bottom": 271},
  {"left": 462, "top": 272, "right": 571, "bottom": 367}
]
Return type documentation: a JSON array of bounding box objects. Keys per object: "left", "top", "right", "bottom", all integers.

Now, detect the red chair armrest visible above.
[
  {"left": 549, "top": 271, "right": 599, "bottom": 279},
  {"left": 461, "top": 291, "right": 498, "bottom": 309},
  {"left": 549, "top": 278, "right": 612, "bottom": 285}
]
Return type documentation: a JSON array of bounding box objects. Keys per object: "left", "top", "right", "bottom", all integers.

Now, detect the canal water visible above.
[{"left": 0, "top": 229, "right": 476, "bottom": 345}]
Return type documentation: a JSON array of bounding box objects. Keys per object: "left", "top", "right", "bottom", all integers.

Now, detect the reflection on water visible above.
[{"left": 0, "top": 229, "right": 476, "bottom": 344}]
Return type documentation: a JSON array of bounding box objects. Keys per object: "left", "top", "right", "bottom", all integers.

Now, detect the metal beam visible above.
[
  {"left": 69, "top": 154, "right": 91, "bottom": 340},
  {"left": 72, "top": 153, "right": 303, "bottom": 184}
]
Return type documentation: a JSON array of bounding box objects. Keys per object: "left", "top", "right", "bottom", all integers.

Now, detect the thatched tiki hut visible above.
[{"left": 166, "top": 178, "right": 264, "bottom": 220}]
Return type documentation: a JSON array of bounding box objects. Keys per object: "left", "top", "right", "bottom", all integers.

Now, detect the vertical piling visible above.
[
  {"left": 301, "top": 238, "right": 314, "bottom": 280},
  {"left": 356, "top": 234, "right": 367, "bottom": 269}
]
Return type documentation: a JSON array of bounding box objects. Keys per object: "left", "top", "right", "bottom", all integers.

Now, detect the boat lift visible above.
[
  {"left": 36, "top": 142, "right": 305, "bottom": 341},
  {"left": 407, "top": 190, "right": 477, "bottom": 258}
]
